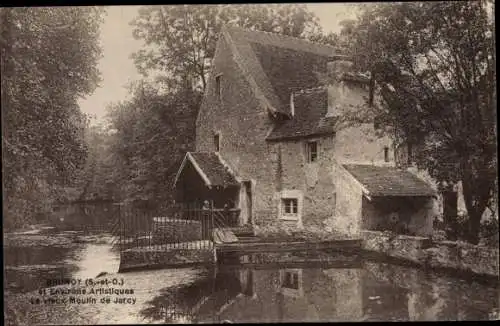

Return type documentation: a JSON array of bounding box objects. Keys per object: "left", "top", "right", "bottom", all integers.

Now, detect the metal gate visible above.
[{"left": 111, "top": 201, "right": 242, "bottom": 256}]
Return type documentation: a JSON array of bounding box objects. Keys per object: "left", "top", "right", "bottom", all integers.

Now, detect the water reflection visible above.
[
  {"left": 49, "top": 201, "right": 117, "bottom": 234},
  {"left": 4, "top": 245, "right": 80, "bottom": 293},
  {"left": 4, "top": 202, "right": 118, "bottom": 295},
  {"left": 145, "top": 262, "right": 498, "bottom": 323}
]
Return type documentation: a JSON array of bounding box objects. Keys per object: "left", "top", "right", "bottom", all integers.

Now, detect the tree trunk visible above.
[
  {"left": 466, "top": 208, "right": 482, "bottom": 245},
  {"left": 461, "top": 159, "right": 493, "bottom": 245},
  {"left": 442, "top": 190, "right": 458, "bottom": 240}
]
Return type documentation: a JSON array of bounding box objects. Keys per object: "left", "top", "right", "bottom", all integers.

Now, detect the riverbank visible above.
[
  {"left": 362, "top": 230, "right": 499, "bottom": 279},
  {"left": 244, "top": 226, "right": 499, "bottom": 279}
]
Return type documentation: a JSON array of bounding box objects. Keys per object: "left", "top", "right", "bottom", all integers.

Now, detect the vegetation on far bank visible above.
[{"left": 1, "top": 7, "right": 105, "bottom": 230}]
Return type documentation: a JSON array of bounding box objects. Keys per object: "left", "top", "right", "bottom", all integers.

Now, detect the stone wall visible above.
[
  {"left": 362, "top": 230, "right": 431, "bottom": 264},
  {"left": 334, "top": 124, "right": 395, "bottom": 166},
  {"left": 361, "top": 230, "right": 499, "bottom": 277},
  {"left": 425, "top": 241, "right": 500, "bottom": 277},
  {"left": 119, "top": 245, "right": 215, "bottom": 272}
]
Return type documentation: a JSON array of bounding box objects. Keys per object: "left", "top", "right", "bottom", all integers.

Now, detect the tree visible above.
[
  {"left": 1, "top": 7, "right": 105, "bottom": 228},
  {"left": 343, "top": 1, "right": 496, "bottom": 244},
  {"left": 73, "top": 122, "right": 117, "bottom": 201},
  {"left": 105, "top": 81, "right": 201, "bottom": 209},
  {"left": 130, "top": 4, "right": 322, "bottom": 92}
]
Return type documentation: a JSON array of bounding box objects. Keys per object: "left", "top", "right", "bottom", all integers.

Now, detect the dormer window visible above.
[
  {"left": 215, "top": 74, "right": 222, "bottom": 101},
  {"left": 306, "top": 141, "right": 318, "bottom": 163},
  {"left": 214, "top": 133, "right": 220, "bottom": 152}
]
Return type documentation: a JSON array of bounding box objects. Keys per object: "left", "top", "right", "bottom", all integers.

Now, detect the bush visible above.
[
  {"left": 433, "top": 214, "right": 499, "bottom": 247},
  {"left": 480, "top": 217, "right": 499, "bottom": 237},
  {"left": 480, "top": 218, "right": 499, "bottom": 248}
]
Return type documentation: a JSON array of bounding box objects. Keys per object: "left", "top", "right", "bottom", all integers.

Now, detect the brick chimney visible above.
[{"left": 326, "top": 60, "right": 354, "bottom": 117}]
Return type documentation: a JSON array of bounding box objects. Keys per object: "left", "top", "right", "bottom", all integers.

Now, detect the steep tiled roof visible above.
[
  {"left": 341, "top": 72, "right": 371, "bottom": 84},
  {"left": 225, "top": 25, "right": 342, "bottom": 59},
  {"left": 266, "top": 87, "right": 337, "bottom": 140},
  {"left": 189, "top": 152, "right": 238, "bottom": 187},
  {"left": 343, "top": 164, "right": 436, "bottom": 197},
  {"left": 223, "top": 26, "right": 345, "bottom": 115},
  {"left": 175, "top": 152, "right": 238, "bottom": 188}
]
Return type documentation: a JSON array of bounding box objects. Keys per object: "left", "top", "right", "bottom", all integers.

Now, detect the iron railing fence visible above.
[{"left": 113, "top": 201, "right": 241, "bottom": 252}]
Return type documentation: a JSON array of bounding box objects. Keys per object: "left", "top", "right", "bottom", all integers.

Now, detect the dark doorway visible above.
[{"left": 243, "top": 181, "right": 253, "bottom": 225}]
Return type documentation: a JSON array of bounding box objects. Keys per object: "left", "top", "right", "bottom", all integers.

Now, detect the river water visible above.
[{"left": 3, "top": 204, "right": 499, "bottom": 324}]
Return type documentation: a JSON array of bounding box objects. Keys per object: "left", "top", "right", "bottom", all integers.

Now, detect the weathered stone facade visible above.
[
  {"left": 196, "top": 35, "right": 277, "bottom": 226},
  {"left": 273, "top": 136, "right": 337, "bottom": 228},
  {"left": 194, "top": 27, "right": 437, "bottom": 237}
]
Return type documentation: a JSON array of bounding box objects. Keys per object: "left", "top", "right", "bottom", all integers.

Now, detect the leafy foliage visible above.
[
  {"left": 342, "top": 1, "right": 496, "bottom": 243},
  {"left": 104, "top": 82, "right": 201, "bottom": 209},
  {"left": 1, "top": 7, "right": 104, "bottom": 229},
  {"left": 73, "top": 123, "right": 117, "bottom": 202},
  {"left": 130, "top": 4, "right": 324, "bottom": 92}
]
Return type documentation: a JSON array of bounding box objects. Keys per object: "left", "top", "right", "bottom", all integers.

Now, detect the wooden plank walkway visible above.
[
  {"left": 215, "top": 239, "right": 362, "bottom": 253},
  {"left": 213, "top": 228, "right": 238, "bottom": 244}
]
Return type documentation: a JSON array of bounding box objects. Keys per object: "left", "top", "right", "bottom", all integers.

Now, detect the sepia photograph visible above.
[{"left": 2, "top": 2, "right": 498, "bottom": 324}]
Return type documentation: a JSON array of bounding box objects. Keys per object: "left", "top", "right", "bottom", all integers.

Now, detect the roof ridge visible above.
[
  {"left": 220, "top": 24, "right": 342, "bottom": 118},
  {"left": 343, "top": 164, "right": 436, "bottom": 197},
  {"left": 214, "top": 152, "right": 241, "bottom": 183},
  {"left": 293, "top": 86, "right": 327, "bottom": 95},
  {"left": 224, "top": 25, "right": 340, "bottom": 54}
]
